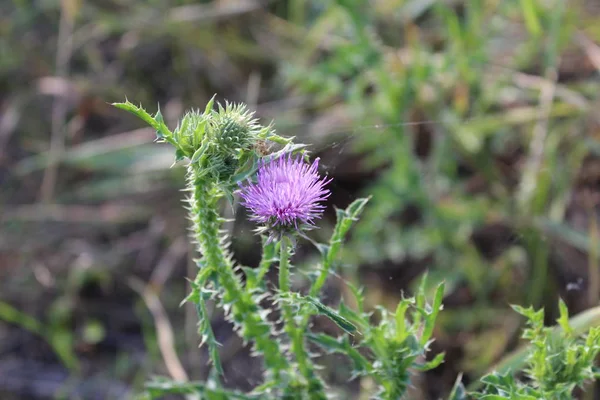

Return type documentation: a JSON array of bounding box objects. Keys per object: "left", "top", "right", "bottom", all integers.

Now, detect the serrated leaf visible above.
[
  {"left": 305, "top": 296, "right": 357, "bottom": 334},
  {"left": 184, "top": 267, "right": 223, "bottom": 377},
  {"left": 346, "top": 281, "right": 366, "bottom": 314},
  {"left": 191, "top": 143, "right": 208, "bottom": 164},
  {"left": 448, "top": 375, "right": 467, "bottom": 400},
  {"left": 309, "top": 197, "right": 370, "bottom": 297},
  {"left": 112, "top": 101, "right": 156, "bottom": 126},
  {"left": 345, "top": 197, "right": 370, "bottom": 219},
  {"left": 338, "top": 301, "right": 368, "bottom": 331},
  {"left": 181, "top": 285, "right": 200, "bottom": 306},
  {"left": 175, "top": 149, "right": 186, "bottom": 162},
  {"left": 421, "top": 282, "right": 445, "bottom": 345},
  {"left": 394, "top": 299, "right": 411, "bottom": 342},
  {"left": 204, "top": 94, "right": 217, "bottom": 115},
  {"left": 557, "top": 298, "right": 573, "bottom": 336},
  {"left": 194, "top": 265, "right": 216, "bottom": 287},
  {"left": 307, "top": 333, "right": 372, "bottom": 374},
  {"left": 230, "top": 154, "right": 261, "bottom": 184},
  {"left": 222, "top": 187, "right": 235, "bottom": 207},
  {"left": 414, "top": 351, "right": 445, "bottom": 371},
  {"left": 196, "top": 297, "right": 224, "bottom": 377},
  {"left": 284, "top": 293, "right": 357, "bottom": 334},
  {"left": 112, "top": 100, "right": 174, "bottom": 146},
  {"left": 480, "top": 371, "right": 515, "bottom": 388},
  {"left": 413, "top": 272, "right": 428, "bottom": 327},
  {"left": 154, "top": 108, "right": 166, "bottom": 139},
  {"left": 242, "top": 267, "right": 259, "bottom": 289},
  {"left": 246, "top": 237, "right": 277, "bottom": 290}
]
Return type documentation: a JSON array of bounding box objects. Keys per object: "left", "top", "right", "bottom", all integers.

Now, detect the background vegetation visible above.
[{"left": 1, "top": 0, "right": 600, "bottom": 398}]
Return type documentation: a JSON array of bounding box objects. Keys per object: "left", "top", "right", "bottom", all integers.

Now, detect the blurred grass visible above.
[
  {"left": 283, "top": 0, "right": 600, "bottom": 394},
  {"left": 1, "top": 0, "right": 600, "bottom": 399},
  {"left": 0, "top": 300, "right": 78, "bottom": 370}
]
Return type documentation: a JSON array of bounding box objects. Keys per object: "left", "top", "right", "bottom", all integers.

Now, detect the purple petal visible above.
[{"left": 239, "top": 154, "right": 331, "bottom": 229}]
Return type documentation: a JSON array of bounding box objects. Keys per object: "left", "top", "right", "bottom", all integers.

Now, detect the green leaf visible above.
[
  {"left": 414, "top": 351, "right": 445, "bottom": 371},
  {"left": 190, "top": 142, "right": 209, "bottom": 164},
  {"left": 338, "top": 301, "right": 369, "bottom": 331},
  {"left": 195, "top": 293, "right": 224, "bottom": 377},
  {"left": 282, "top": 293, "right": 357, "bottom": 334},
  {"left": 194, "top": 263, "right": 217, "bottom": 288},
  {"left": 112, "top": 100, "right": 174, "bottom": 146},
  {"left": 246, "top": 238, "right": 278, "bottom": 290},
  {"left": 112, "top": 100, "right": 157, "bottom": 128},
  {"left": 0, "top": 300, "right": 43, "bottom": 334},
  {"left": 154, "top": 107, "right": 166, "bottom": 139},
  {"left": 307, "top": 333, "right": 372, "bottom": 374},
  {"left": 557, "top": 298, "right": 573, "bottom": 336},
  {"left": 309, "top": 197, "right": 370, "bottom": 297},
  {"left": 344, "top": 197, "right": 371, "bottom": 220},
  {"left": 413, "top": 272, "right": 428, "bottom": 327},
  {"left": 175, "top": 149, "right": 186, "bottom": 162},
  {"left": 448, "top": 375, "right": 467, "bottom": 400},
  {"left": 241, "top": 267, "right": 259, "bottom": 289},
  {"left": 204, "top": 94, "right": 217, "bottom": 115},
  {"left": 230, "top": 153, "right": 261, "bottom": 184},
  {"left": 0, "top": 301, "right": 79, "bottom": 370},
  {"left": 184, "top": 278, "right": 223, "bottom": 377},
  {"left": 305, "top": 296, "right": 357, "bottom": 334},
  {"left": 421, "top": 282, "right": 445, "bottom": 345},
  {"left": 519, "top": 0, "right": 542, "bottom": 36},
  {"left": 394, "top": 299, "right": 412, "bottom": 342}
]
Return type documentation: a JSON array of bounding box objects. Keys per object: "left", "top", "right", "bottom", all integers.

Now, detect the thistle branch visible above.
[
  {"left": 278, "top": 237, "right": 327, "bottom": 399},
  {"left": 188, "top": 165, "right": 288, "bottom": 382}
]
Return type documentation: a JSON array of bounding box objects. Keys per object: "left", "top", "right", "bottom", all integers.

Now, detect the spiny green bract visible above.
[
  {"left": 113, "top": 96, "right": 290, "bottom": 189},
  {"left": 172, "top": 98, "right": 261, "bottom": 158},
  {"left": 174, "top": 99, "right": 267, "bottom": 183}
]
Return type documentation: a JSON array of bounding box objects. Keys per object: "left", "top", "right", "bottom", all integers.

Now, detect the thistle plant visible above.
[
  {"left": 114, "top": 97, "right": 446, "bottom": 399},
  {"left": 445, "top": 299, "right": 600, "bottom": 400}
]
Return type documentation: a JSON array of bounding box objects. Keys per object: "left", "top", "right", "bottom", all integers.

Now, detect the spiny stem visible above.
[
  {"left": 189, "top": 166, "right": 288, "bottom": 381},
  {"left": 279, "top": 237, "right": 327, "bottom": 399},
  {"left": 279, "top": 237, "right": 291, "bottom": 293}
]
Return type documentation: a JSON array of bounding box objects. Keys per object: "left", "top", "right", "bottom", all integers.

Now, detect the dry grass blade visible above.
[
  {"left": 168, "top": 0, "right": 271, "bottom": 23},
  {"left": 40, "top": 1, "right": 76, "bottom": 203},
  {"left": 14, "top": 128, "right": 157, "bottom": 175},
  {"left": 149, "top": 236, "right": 188, "bottom": 291},
  {"left": 517, "top": 69, "right": 557, "bottom": 209},
  {"left": 128, "top": 276, "right": 189, "bottom": 383},
  {"left": 576, "top": 32, "right": 600, "bottom": 71},
  {"left": 1, "top": 204, "right": 152, "bottom": 224}
]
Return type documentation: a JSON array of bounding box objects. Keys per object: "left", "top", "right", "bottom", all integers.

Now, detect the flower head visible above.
[{"left": 239, "top": 154, "right": 331, "bottom": 236}]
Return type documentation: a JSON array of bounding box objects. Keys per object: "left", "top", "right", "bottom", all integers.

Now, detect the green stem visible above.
[
  {"left": 279, "top": 237, "right": 291, "bottom": 293},
  {"left": 279, "top": 237, "right": 327, "bottom": 399},
  {"left": 189, "top": 167, "right": 287, "bottom": 381}
]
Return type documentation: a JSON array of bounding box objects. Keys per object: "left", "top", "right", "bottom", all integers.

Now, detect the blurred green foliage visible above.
[{"left": 284, "top": 0, "right": 599, "bottom": 358}]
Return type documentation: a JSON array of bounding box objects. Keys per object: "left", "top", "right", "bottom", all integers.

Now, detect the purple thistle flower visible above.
[{"left": 239, "top": 154, "right": 331, "bottom": 235}]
